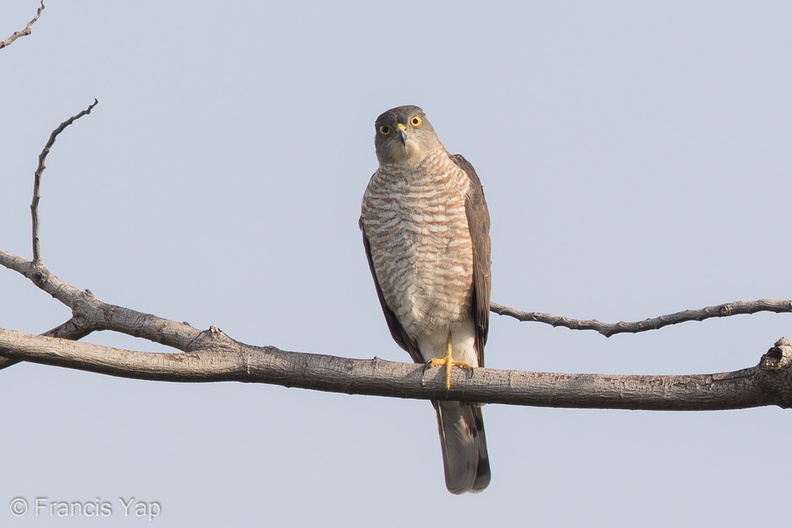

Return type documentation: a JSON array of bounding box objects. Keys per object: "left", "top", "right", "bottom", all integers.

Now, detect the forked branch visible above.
[{"left": 3, "top": 250, "right": 792, "bottom": 411}]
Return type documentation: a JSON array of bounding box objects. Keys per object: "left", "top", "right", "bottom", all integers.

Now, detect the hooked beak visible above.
[{"left": 396, "top": 123, "right": 408, "bottom": 145}]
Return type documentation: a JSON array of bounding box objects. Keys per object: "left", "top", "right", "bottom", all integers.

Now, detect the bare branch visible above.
[
  {"left": 3, "top": 249, "right": 792, "bottom": 411},
  {"left": 0, "top": 250, "right": 199, "bottom": 371},
  {"left": 0, "top": 315, "right": 96, "bottom": 371},
  {"left": 491, "top": 299, "right": 792, "bottom": 337},
  {"left": 31, "top": 99, "right": 99, "bottom": 263},
  {"left": 0, "top": 1, "right": 45, "bottom": 49},
  {"left": 0, "top": 250, "right": 200, "bottom": 350},
  {"left": 1, "top": 327, "right": 791, "bottom": 411}
]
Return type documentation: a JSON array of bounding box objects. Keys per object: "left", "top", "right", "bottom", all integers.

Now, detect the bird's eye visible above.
[
  {"left": 410, "top": 116, "right": 422, "bottom": 127},
  {"left": 379, "top": 125, "right": 391, "bottom": 136}
]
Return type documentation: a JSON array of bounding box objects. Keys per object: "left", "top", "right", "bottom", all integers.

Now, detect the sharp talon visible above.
[{"left": 428, "top": 339, "right": 472, "bottom": 390}]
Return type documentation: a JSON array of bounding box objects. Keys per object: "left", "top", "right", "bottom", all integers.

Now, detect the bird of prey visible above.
[{"left": 360, "top": 105, "right": 491, "bottom": 494}]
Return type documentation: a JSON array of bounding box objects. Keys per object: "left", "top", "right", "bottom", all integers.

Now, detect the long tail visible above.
[{"left": 434, "top": 400, "right": 490, "bottom": 494}]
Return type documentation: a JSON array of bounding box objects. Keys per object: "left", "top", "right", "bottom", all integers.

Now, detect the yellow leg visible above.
[{"left": 428, "top": 337, "right": 472, "bottom": 390}]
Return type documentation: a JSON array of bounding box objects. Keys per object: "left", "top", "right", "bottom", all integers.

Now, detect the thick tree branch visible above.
[
  {"left": 4, "top": 251, "right": 792, "bottom": 410},
  {"left": 0, "top": 1, "right": 45, "bottom": 49},
  {"left": 1, "top": 327, "right": 791, "bottom": 411},
  {"left": 0, "top": 315, "right": 96, "bottom": 371},
  {"left": 491, "top": 299, "right": 792, "bottom": 337}
]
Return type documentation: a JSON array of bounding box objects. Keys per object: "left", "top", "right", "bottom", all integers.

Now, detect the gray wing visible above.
[
  {"left": 359, "top": 217, "right": 423, "bottom": 364},
  {"left": 451, "top": 154, "right": 491, "bottom": 368}
]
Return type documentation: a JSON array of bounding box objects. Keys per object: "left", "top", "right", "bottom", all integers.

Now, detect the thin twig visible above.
[
  {"left": 0, "top": 1, "right": 45, "bottom": 49},
  {"left": 490, "top": 299, "right": 792, "bottom": 337},
  {"left": 31, "top": 99, "right": 99, "bottom": 262}
]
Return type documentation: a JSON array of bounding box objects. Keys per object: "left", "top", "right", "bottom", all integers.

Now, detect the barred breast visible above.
[{"left": 361, "top": 148, "right": 474, "bottom": 345}]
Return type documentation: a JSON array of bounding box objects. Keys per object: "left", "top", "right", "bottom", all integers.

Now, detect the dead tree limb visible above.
[
  {"left": 1, "top": 322, "right": 791, "bottom": 411},
  {"left": 1, "top": 323, "right": 792, "bottom": 411},
  {"left": 491, "top": 300, "right": 792, "bottom": 337},
  {"left": 2, "top": 251, "right": 792, "bottom": 411},
  {"left": 0, "top": 99, "right": 98, "bottom": 370},
  {"left": 0, "top": 1, "right": 45, "bottom": 49}
]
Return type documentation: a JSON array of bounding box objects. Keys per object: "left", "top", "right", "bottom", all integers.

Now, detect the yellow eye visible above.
[
  {"left": 379, "top": 125, "right": 391, "bottom": 136},
  {"left": 410, "top": 115, "right": 422, "bottom": 127}
]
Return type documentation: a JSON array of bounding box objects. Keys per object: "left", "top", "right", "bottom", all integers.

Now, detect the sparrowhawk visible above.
[{"left": 360, "top": 105, "right": 491, "bottom": 494}]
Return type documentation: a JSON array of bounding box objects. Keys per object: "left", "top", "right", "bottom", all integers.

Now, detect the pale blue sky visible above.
[{"left": 2, "top": 1, "right": 792, "bottom": 526}]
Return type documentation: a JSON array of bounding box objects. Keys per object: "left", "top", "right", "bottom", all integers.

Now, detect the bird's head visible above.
[{"left": 374, "top": 105, "right": 443, "bottom": 165}]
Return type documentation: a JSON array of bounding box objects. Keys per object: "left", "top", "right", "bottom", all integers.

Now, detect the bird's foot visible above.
[{"left": 428, "top": 342, "right": 472, "bottom": 390}]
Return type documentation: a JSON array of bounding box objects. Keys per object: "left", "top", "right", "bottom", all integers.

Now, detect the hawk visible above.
[{"left": 360, "top": 105, "right": 491, "bottom": 494}]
